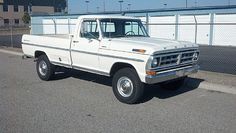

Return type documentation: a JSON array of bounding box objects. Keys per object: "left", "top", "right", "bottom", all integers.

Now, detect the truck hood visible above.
[{"left": 109, "top": 37, "right": 199, "bottom": 55}]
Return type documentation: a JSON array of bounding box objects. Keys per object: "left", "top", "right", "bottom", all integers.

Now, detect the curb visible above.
[
  {"left": 197, "top": 81, "right": 236, "bottom": 95},
  {"left": 0, "top": 48, "right": 236, "bottom": 95}
]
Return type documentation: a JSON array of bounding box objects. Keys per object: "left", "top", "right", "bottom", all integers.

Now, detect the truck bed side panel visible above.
[{"left": 22, "top": 35, "right": 72, "bottom": 66}]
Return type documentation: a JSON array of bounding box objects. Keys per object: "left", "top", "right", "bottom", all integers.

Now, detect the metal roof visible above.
[{"left": 31, "top": 5, "right": 236, "bottom": 17}]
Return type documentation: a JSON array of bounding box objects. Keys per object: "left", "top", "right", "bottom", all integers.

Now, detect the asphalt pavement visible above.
[{"left": 0, "top": 51, "right": 236, "bottom": 133}]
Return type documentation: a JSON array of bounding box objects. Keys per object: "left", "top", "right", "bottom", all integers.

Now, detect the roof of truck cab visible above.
[{"left": 78, "top": 15, "right": 140, "bottom": 20}]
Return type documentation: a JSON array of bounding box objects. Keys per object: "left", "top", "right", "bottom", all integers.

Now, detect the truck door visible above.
[{"left": 71, "top": 19, "right": 100, "bottom": 71}]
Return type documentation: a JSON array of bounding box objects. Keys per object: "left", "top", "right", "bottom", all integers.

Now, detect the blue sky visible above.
[{"left": 68, "top": 0, "right": 236, "bottom": 13}]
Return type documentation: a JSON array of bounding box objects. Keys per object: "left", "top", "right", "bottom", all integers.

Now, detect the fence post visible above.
[
  {"left": 145, "top": 13, "right": 150, "bottom": 34},
  {"left": 53, "top": 18, "right": 57, "bottom": 34},
  {"left": 194, "top": 15, "right": 198, "bottom": 44},
  {"left": 10, "top": 20, "right": 13, "bottom": 47},
  {"left": 68, "top": 18, "right": 71, "bottom": 34},
  {"left": 175, "top": 15, "right": 179, "bottom": 40},
  {"left": 209, "top": 13, "right": 215, "bottom": 46}
]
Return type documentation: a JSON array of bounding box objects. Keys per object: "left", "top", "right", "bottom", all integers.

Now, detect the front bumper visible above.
[{"left": 145, "top": 65, "right": 199, "bottom": 84}]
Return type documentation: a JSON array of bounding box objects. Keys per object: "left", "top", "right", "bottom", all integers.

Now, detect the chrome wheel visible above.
[
  {"left": 117, "top": 77, "right": 134, "bottom": 97},
  {"left": 38, "top": 60, "right": 48, "bottom": 76}
]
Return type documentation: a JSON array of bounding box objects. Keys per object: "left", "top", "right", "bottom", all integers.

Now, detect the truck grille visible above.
[
  {"left": 160, "top": 54, "right": 179, "bottom": 66},
  {"left": 154, "top": 49, "right": 199, "bottom": 69}
]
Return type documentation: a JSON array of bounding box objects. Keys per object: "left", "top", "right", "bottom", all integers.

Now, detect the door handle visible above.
[{"left": 73, "top": 40, "right": 79, "bottom": 43}]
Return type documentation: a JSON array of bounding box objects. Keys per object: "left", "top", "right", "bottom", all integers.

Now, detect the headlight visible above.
[
  {"left": 151, "top": 58, "right": 160, "bottom": 68},
  {"left": 193, "top": 52, "right": 199, "bottom": 61}
]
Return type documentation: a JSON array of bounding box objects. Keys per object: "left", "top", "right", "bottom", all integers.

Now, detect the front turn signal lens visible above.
[
  {"left": 146, "top": 71, "right": 156, "bottom": 76},
  {"left": 132, "top": 49, "right": 146, "bottom": 53}
]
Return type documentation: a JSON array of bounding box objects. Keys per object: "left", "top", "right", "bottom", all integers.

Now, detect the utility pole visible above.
[
  {"left": 85, "top": 0, "right": 89, "bottom": 13},
  {"left": 164, "top": 3, "right": 167, "bottom": 8},
  {"left": 97, "top": 6, "right": 100, "bottom": 13},
  {"left": 103, "top": 0, "right": 106, "bottom": 12},
  {"left": 186, "top": 0, "right": 188, "bottom": 8},
  {"left": 128, "top": 3, "right": 131, "bottom": 11},
  {"left": 118, "top": 0, "right": 124, "bottom": 12}
]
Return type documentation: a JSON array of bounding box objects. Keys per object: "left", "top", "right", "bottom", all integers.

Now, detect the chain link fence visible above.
[{"left": 0, "top": 25, "right": 29, "bottom": 48}]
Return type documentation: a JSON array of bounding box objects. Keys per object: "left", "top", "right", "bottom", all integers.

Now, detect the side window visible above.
[{"left": 80, "top": 20, "right": 99, "bottom": 39}]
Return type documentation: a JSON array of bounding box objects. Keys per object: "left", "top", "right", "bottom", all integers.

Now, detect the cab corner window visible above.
[{"left": 80, "top": 20, "right": 99, "bottom": 39}]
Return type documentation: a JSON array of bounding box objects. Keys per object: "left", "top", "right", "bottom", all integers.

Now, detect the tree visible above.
[{"left": 22, "top": 12, "right": 31, "bottom": 24}]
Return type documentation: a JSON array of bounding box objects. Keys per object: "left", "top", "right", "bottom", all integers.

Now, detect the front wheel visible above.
[
  {"left": 112, "top": 68, "right": 144, "bottom": 104},
  {"left": 36, "top": 55, "right": 55, "bottom": 81}
]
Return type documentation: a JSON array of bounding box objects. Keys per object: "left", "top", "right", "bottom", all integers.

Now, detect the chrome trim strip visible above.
[
  {"left": 157, "top": 65, "right": 193, "bottom": 74},
  {"left": 152, "top": 48, "right": 198, "bottom": 56},
  {"left": 150, "top": 63, "right": 195, "bottom": 71},
  {"left": 99, "top": 48, "right": 150, "bottom": 55},
  {"left": 72, "top": 65, "right": 110, "bottom": 77},
  {"left": 71, "top": 49, "right": 144, "bottom": 62},
  {"left": 22, "top": 43, "right": 70, "bottom": 51},
  {"left": 22, "top": 43, "right": 144, "bottom": 62},
  {"left": 145, "top": 65, "right": 199, "bottom": 84},
  {"left": 71, "top": 49, "right": 98, "bottom": 56},
  {"left": 51, "top": 61, "right": 110, "bottom": 77}
]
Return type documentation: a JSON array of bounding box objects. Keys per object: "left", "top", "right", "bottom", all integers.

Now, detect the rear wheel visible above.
[
  {"left": 112, "top": 68, "right": 144, "bottom": 104},
  {"left": 36, "top": 55, "right": 55, "bottom": 81},
  {"left": 159, "top": 77, "right": 186, "bottom": 90}
]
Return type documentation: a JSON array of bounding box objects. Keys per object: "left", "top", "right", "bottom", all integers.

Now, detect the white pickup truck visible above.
[{"left": 22, "top": 15, "right": 199, "bottom": 104}]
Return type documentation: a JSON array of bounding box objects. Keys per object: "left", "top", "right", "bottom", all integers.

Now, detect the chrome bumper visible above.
[{"left": 145, "top": 65, "right": 199, "bottom": 84}]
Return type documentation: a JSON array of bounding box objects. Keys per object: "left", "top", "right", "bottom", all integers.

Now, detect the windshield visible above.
[{"left": 100, "top": 19, "right": 149, "bottom": 38}]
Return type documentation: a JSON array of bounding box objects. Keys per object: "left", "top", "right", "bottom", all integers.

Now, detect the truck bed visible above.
[{"left": 22, "top": 34, "right": 72, "bottom": 65}]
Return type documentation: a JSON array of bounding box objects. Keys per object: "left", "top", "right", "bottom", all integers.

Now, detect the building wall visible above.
[
  {"left": 30, "top": 13, "right": 236, "bottom": 47},
  {"left": 0, "top": 5, "right": 54, "bottom": 27},
  {"left": 32, "top": 6, "right": 54, "bottom": 14}
]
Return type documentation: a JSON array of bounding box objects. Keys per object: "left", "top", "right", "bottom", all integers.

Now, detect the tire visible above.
[
  {"left": 112, "top": 68, "right": 144, "bottom": 104},
  {"left": 36, "top": 55, "right": 55, "bottom": 81},
  {"left": 159, "top": 77, "right": 186, "bottom": 90}
]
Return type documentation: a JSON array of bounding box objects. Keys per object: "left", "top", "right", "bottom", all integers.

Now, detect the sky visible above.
[{"left": 68, "top": 0, "right": 236, "bottom": 14}]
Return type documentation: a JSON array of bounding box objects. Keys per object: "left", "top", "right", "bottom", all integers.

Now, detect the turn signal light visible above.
[
  {"left": 146, "top": 71, "right": 156, "bottom": 76},
  {"left": 132, "top": 49, "right": 146, "bottom": 53}
]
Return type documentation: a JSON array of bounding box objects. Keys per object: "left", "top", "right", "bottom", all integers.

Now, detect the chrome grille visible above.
[
  {"left": 154, "top": 49, "right": 199, "bottom": 69},
  {"left": 159, "top": 54, "right": 179, "bottom": 67}
]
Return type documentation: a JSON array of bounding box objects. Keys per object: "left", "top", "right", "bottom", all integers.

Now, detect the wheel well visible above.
[
  {"left": 35, "top": 51, "right": 46, "bottom": 58},
  {"left": 110, "top": 62, "right": 136, "bottom": 77}
]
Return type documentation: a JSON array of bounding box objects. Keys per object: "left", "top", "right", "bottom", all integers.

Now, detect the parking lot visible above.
[{"left": 1, "top": 51, "right": 236, "bottom": 133}]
